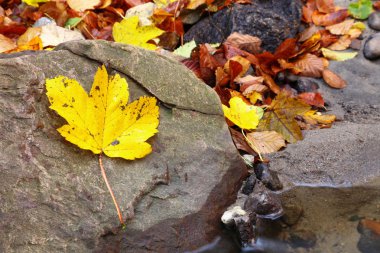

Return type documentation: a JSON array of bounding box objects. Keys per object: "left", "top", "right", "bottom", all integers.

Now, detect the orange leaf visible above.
[
  {"left": 298, "top": 92, "right": 325, "bottom": 107},
  {"left": 322, "top": 69, "right": 346, "bottom": 88},
  {"left": 316, "top": 0, "right": 335, "bottom": 13},
  {"left": 225, "top": 32, "right": 262, "bottom": 54},
  {"left": 294, "top": 54, "right": 324, "bottom": 78},
  {"left": 326, "top": 19, "right": 355, "bottom": 35},
  {"left": 312, "top": 9, "right": 349, "bottom": 26},
  {"left": 328, "top": 35, "right": 352, "bottom": 50}
]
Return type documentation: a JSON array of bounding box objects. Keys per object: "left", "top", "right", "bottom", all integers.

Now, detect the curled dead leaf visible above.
[
  {"left": 328, "top": 35, "right": 352, "bottom": 50},
  {"left": 312, "top": 9, "right": 349, "bottom": 26},
  {"left": 323, "top": 68, "right": 346, "bottom": 89},
  {"left": 316, "top": 0, "right": 335, "bottom": 13},
  {"left": 326, "top": 19, "right": 355, "bottom": 35}
]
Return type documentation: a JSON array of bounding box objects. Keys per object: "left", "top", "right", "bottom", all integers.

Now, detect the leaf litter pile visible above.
[{"left": 0, "top": 0, "right": 378, "bottom": 223}]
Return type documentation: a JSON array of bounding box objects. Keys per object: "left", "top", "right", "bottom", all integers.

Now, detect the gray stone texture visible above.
[{"left": 0, "top": 40, "right": 247, "bottom": 252}]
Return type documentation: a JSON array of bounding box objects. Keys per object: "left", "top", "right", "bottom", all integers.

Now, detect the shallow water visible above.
[{"left": 194, "top": 181, "right": 380, "bottom": 253}]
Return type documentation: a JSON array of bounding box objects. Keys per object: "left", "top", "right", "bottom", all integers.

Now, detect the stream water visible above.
[{"left": 191, "top": 180, "right": 380, "bottom": 253}]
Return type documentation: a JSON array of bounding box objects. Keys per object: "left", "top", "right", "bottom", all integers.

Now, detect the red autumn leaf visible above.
[
  {"left": 319, "top": 29, "right": 339, "bottom": 48},
  {"left": 316, "top": 0, "right": 335, "bottom": 14},
  {"left": 229, "top": 60, "right": 243, "bottom": 86},
  {"left": 374, "top": 1, "right": 380, "bottom": 11},
  {"left": 0, "top": 24, "right": 27, "bottom": 38},
  {"left": 256, "top": 67, "right": 280, "bottom": 94},
  {"left": 214, "top": 84, "right": 231, "bottom": 106},
  {"left": 229, "top": 128, "right": 257, "bottom": 155},
  {"left": 181, "top": 58, "right": 201, "bottom": 78},
  {"left": 312, "top": 9, "right": 349, "bottom": 26},
  {"left": 298, "top": 92, "right": 325, "bottom": 107},
  {"left": 274, "top": 38, "right": 298, "bottom": 59}
]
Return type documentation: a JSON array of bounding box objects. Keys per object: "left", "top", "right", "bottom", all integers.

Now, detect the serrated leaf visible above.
[
  {"left": 22, "top": 0, "right": 48, "bottom": 7},
  {"left": 45, "top": 65, "right": 159, "bottom": 160},
  {"left": 246, "top": 131, "right": 286, "bottom": 154},
  {"left": 222, "top": 97, "right": 264, "bottom": 130},
  {"left": 174, "top": 40, "right": 197, "bottom": 58},
  {"left": 112, "top": 15, "right": 164, "bottom": 50},
  {"left": 257, "top": 93, "right": 311, "bottom": 143},
  {"left": 321, "top": 48, "right": 358, "bottom": 61},
  {"left": 348, "top": 0, "right": 373, "bottom": 19}
]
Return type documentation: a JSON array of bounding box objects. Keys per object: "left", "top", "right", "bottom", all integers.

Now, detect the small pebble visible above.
[
  {"left": 363, "top": 33, "right": 380, "bottom": 60},
  {"left": 293, "top": 77, "right": 320, "bottom": 93},
  {"left": 242, "top": 174, "right": 257, "bottom": 195},
  {"left": 221, "top": 206, "right": 246, "bottom": 225},
  {"left": 368, "top": 12, "right": 380, "bottom": 31}
]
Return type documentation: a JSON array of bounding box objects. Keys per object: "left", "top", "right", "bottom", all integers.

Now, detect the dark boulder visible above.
[{"left": 184, "top": 0, "right": 302, "bottom": 52}]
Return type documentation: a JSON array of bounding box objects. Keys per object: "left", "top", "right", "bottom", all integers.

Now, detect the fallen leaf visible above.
[
  {"left": 303, "top": 110, "right": 336, "bottom": 125},
  {"left": 348, "top": 0, "right": 373, "bottom": 19},
  {"left": 321, "top": 47, "right": 358, "bottom": 61},
  {"left": 322, "top": 68, "right": 347, "bottom": 88},
  {"left": 67, "top": 0, "right": 102, "bottom": 12},
  {"left": 257, "top": 93, "right": 311, "bottom": 143},
  {"left": 112, "top": 16, "right": 164, "bottom": 50},
  {"left": 0, "top": 34, "right": 17, "bottom": 53},
  {"left": 22, "top": 0, "right": 48, "bottom": 7},
  {"left": 248, "top": 92, "right": 263, "bottom": 104},
  {"left": 11, "top": 36, "right": 43, "bottom": 52},
  {"left": 45, "top": 65, "right": 159, "bottom": 160},
  {"left": 294, "top": 53, "right": 324, "bottom": 77},
  {"left": 374, "top": 1, "right": 380, "bottom": 11},
  {"left": 174, "top": 40, "right": 197, "bottom": 58},
  {"left": 17, "top": 27, "right": 42, "bottom": 46},
  {"left": 222, "top": 96, "right": 264, "bottom": 130},
  {"left": 225, "top": 32, "right": 262, "bottom": 54},
  {"left": 326, "top": 19, "right": 355, "bottom": 35},
  {"left": 316, "top": 0, "right": 335, "bottom": 13},
  {"left": 298, "top": 92, "right": 325, "bottom": 107},
  {"left": 298, "top": 25, "right": 319, "bottom": 42},
  {"left": 302, "top": 0, "right": 317, "bottom": 23},
  {"left": 125, "top": 2, "right": 156, "bottom": 26},
  {"left": 224, "top": 55, "right": 251, "bottom": 79},
  {"left": 40, "top": 23, "right": 85, "bottom": 47},
  {"left": 229, "top": 128, "right": 256, "bottom": 154},
  {"left": 328, "top": 35, "right": 352, "bottom": 50},
  {"left": 312, "top": 9, "right": 349, "bottom": 26},
  {"left": 246, "top": 131, "right": 286, "bottom": 154}
]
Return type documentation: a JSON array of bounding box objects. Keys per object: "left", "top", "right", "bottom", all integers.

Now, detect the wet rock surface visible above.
[
  {"left": 368, "top": 12, "right": 380, "bottom": 31},
  {"left": 364, "top": 33, "right": 380, "bottom": 60},
  {"left": 0, "top": 40, "right": 247, "bottom": 253},
  {"left": 184, "top": 0, "right": 302, "bottom": 52}
]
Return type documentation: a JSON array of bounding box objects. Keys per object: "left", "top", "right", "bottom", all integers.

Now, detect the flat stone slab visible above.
[{"left": 0, "top": 40, "right": 246, "bottom": 252}]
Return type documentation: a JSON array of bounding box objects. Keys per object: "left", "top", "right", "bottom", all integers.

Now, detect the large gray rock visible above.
[
  {"left": 184, "top": 0, "right": 302, "bottom": 52},
  {"left": 0, "top": 40, "right": 247, "bottom": 252}
]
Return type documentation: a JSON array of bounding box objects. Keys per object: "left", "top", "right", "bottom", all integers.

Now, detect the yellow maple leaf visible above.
[
  {"left": 22, "top": 0, "right": 48, "bottom": 7},
  {"left": 112, "top": 15, "right": 164, "bottom": 50},
  {"left": 45, "top": 65, "right": 159, "bottom": 160},
  {"left": 222, "top": 97, "right": 264, "bottom": 130}
]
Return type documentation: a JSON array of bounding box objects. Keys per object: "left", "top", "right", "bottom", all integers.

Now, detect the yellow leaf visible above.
[
  {"left": 22, "top": 0, "right": 48, "bottom": 7},
  {"left": 321, "top": 48, "right": 358, "bottom": 61},
  {"left": 45, "top": 65, "right": 159, "bottom": 160},
  {"left": 246, "top": 131, "right": 286, "bottom": 154},
  {"left": 222, "top": 97, "right": 264, "bottom": 130},
  {"left": 112, "top": 15, "right": 164, "bottom": 50},
  {"left": 153, "top": 0, "right": 177, "bottom": 8},
  {"left": 248, "top": 91, "right": 263, "bottom": 104},
  {"left": 303, "top": 111, "right": 336, "bottom": 125}
]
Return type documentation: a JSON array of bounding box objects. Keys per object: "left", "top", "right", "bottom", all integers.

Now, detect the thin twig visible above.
[{"left": 98, "top": 153, "right": 125, "bottom": 226}]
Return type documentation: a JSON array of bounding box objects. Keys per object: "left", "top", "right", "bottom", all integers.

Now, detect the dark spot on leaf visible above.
[
  {"left": 62, "top": 103, "right": 68, "bottom": 107},
  {"left": 95, "top": 86, "right": 100, "bottom": 91},
  {"left": 64, "top": 82, "right": 68, "bottom": 88},
  {"left": 111, "top": 140, "right": 120, "bottom": 146},
  {"left": 72, "top": 97, "right": 75, "bottom": 102},
  {"left": 121, "top": 105, "right": 125, "bottom": 111}
]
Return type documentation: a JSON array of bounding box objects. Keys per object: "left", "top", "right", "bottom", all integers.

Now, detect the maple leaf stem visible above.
[{"left": 98, "top": 153, "right": 125, "bottom": 226}]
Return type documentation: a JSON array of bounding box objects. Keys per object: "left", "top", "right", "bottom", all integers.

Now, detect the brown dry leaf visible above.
[
  {"left": 316, "top": 0, "right": 335, "bottom": 13},
  {"left": 257, "top": 93, "right": 311, "bottom": 143},
  {"left": 0, "top": 34, "right": 16, "bottom": 52},
  {"left": 299, "top": 25, "right": 319, "bottom": 42},
  {"left": 312, "top": 9, "right": 349, "bottom": 26},
  {"left": 237, "top": 75, "right": 264, "bottom": 87},
  {"left": 326, "top": 19, "right": 355, "bottom": 35},
  {"left": 229, "top": 128, "right": 256, "bottom": 154},
  {"left": 319, "top": 29, "right": 339, "bottom": 48},
  {"left": 246, "top": 131, "right": 286, "bottom": 154},
  {"left": 302, "top": 0, "right": 317, "bottom": 23},
  {"left": 224, "top": 55, "right": 251, "bottom": 78},
  {"left": 225, "top": 32, "right": 262, "bottom": 54},
  {"left": 241, "top": 83, "right": 268, "bottom": 96},
  {"left": 298, "top": 92, "right": 325, "bottom": 107},
  {"left": 328, "top": 35, "right": 352, "bottom": 50},
  {"left": 256, "top": 68, "right": 281, "bottom": 94},
  {"left": 348, "top": 28, "right": 363, "bottom": 39},
  {"left": 294, "top": 53, "right": 324, "bottom": 78},
  {"left": 323, "top": 68, "right": 346, "bottom": 88},
  {"left": 215, "top": 67, "right": 229, "bottom": 86}
]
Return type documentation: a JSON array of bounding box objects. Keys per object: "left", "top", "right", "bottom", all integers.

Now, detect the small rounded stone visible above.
[
  {"left": 368, "top": 12, "right": 380, "bottom": 31},
  {"left": 363, "top": 33, "right": 380, "bottom": 60}
]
